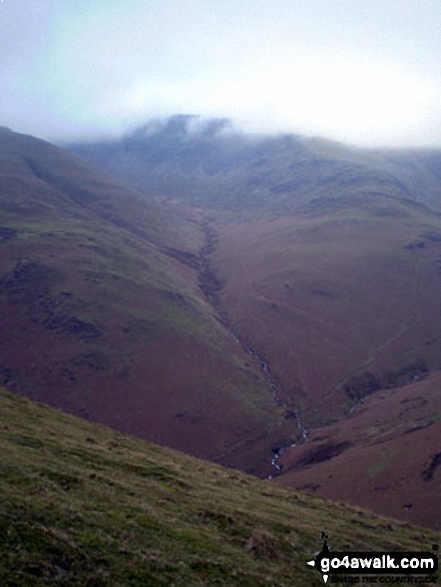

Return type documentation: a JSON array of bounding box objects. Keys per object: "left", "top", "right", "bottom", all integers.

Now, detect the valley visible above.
[
  {"left": 1, "top": 119, "right": 441, "bottom": 535},
  {"left": 69, "top": 116, "right": 441, "bottom": 529},
  {"left": 192, "top": 200, "right": 441, "bottom": 527},
  {"left": 3, "top": 2, "right": 441, "bottom": 583}
]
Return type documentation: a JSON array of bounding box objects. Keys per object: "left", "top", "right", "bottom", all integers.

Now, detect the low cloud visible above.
[{"left": 1, "top": 0, "right": 441, "bottom": 147}]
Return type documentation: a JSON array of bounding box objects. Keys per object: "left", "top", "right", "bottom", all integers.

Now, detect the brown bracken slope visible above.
[
  {"left": 276, "top": 371, "right": 441, "bottom": 530},
  {"left": 0, "top": 127, "right": 295, "bottom": 475}
]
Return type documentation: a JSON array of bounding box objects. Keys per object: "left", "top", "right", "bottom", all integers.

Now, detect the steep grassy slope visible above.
[
  {"left": 0, "top": 127, "right": 294, "bottom": 474},
  {"left": 1, "top": 387, "right": 439, "bottom": 586},
  {"left": 0, "top": 127, "right": 199, "bottom": 247}
]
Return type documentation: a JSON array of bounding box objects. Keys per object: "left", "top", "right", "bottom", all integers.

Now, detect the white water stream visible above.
[
  {"left": 231, "top": 334, "right": 309, "bottom": 477},
  {"left": 198, "top": 220, "right": 308, "bottom": 477}
]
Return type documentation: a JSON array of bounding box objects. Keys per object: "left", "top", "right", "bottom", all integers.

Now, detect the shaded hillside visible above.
[
  {"left": 376, "top": 149, "right": 441, "bottom": 213},
  {"left": 1, "top": 387, "right": 439, "bottom": 586},
  {"left": 0, "top": 127, "right": 294, "bottom": 474},
  {"left": 277, "top": 371, "right": 441, "bottom": 529},
  {"left": 68, "top": 115, "right": 441, "bottom": 221}
]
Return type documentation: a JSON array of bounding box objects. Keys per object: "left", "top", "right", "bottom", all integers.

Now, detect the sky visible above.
[{"left": 1, "top": 0, "right": 441, "bottom": 148}]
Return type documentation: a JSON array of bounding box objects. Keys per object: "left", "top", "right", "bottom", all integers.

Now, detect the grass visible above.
[
  {"left": 3, "top": 125, "right": 441, "bottom": 565},
  {"left": 364, "top": 457, "right": 392, "bottom": 479},
  {"left": 1, "top": 387, "right": 440, "bottom": 586}
]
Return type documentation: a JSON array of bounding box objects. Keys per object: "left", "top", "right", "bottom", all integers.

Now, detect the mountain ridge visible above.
[{"left": 68, "top": 115, "right": 441, "bottom": 220}]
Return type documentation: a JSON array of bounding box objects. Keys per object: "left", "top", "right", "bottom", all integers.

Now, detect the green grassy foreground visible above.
[{"left": 1, "top": 387, "right": 439, "bottom": 586}]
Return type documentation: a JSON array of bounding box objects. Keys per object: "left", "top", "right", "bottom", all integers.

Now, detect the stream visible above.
[
  {"left": 236, "top": 338, "right": 309, "bottom": 478},
  {"left": 197, "top": 220, "right": 308, "bottom": 477}
]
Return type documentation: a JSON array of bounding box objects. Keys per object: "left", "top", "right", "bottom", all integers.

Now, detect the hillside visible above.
[
  {"left": 1, "top": 387, "right": 439, "bottom": 586},
  {"left": 211, "top": 207, "right": 441, "bottom": 426},
  {"left": 0, "top": 127, "right": 295, "bottom": 475},
  {"left": 277, "top": 371, "right": 441, "bottom": 529}
]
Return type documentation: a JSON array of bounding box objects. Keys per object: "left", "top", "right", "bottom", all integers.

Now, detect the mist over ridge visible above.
[
  {"left": 2, "top": 1, "right": 441, "bottom": 147},
  {"left": 68, "top": 113, "right": 441, "bottom": 221}
]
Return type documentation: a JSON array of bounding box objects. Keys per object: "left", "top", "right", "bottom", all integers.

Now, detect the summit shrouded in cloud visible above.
[{"left": 1, "top": 0, "right": 441, "bottom": 147}]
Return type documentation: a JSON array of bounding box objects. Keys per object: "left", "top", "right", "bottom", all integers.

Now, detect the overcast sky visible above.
[{"left": 1, "top": 0, "right": 441, "bottom": 147}]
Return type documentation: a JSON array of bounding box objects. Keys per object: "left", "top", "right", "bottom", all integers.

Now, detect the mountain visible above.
[
  {"left": 1, "top": 386, "right": 439, "bottom": 586},
  {"left": 68, "top": 115, "right": 441, "bottom": 219},
  {"left": 0, "top": 127, "right": 295, "bottom": 475},
  {"left": 68, "top": 116, "right": 441, "bottom": 524}
]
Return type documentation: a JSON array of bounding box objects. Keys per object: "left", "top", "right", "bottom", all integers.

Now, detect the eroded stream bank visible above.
[{"left": 197, "top": 219, "right": 308, "bottom": 477}]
